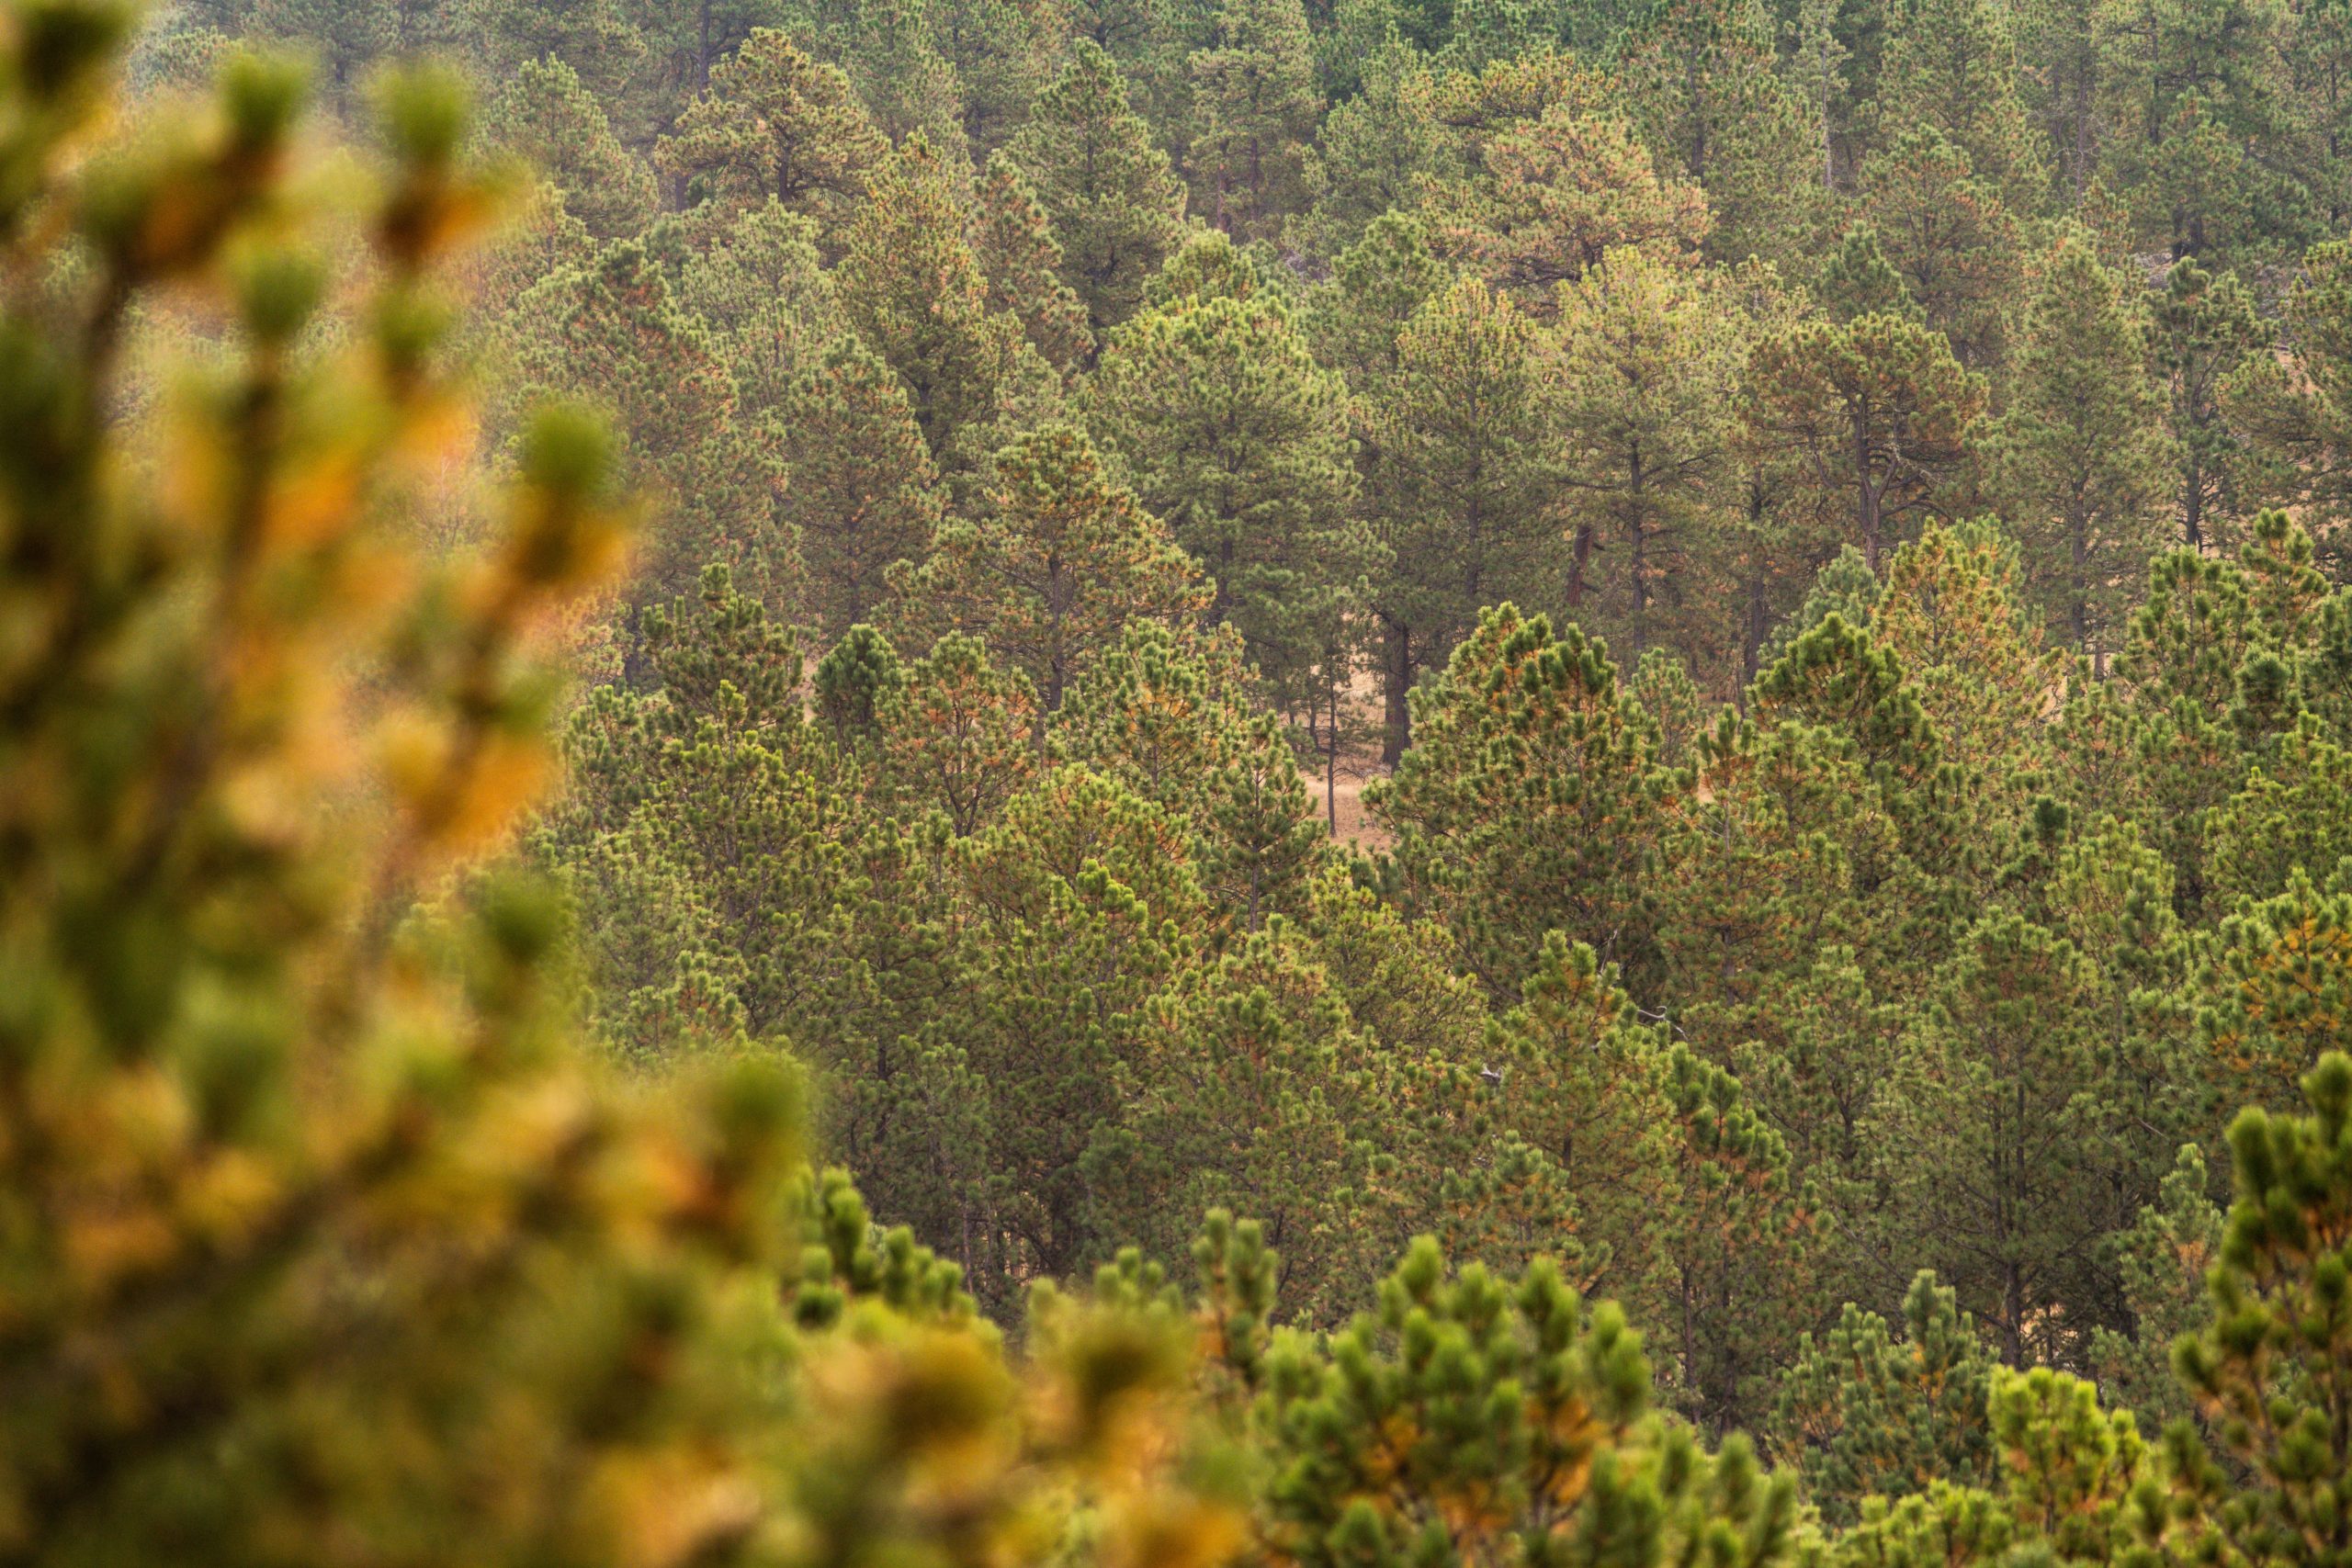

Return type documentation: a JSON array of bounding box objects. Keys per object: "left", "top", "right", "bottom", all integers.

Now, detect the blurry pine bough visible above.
[{"left": 3, "top": 7, "right": 2352, "bottom": 1568}]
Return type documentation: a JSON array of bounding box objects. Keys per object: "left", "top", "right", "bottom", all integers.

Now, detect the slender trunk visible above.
[
  {"left": 1741, "top": 567, "right": 1770, "bottom": 699},
  {"left": 1566, "top": 524, "right": 1596, "bottom": 606},
  {"left": 1381, "top": 618, "right": 1411, "bottom": 765},
  {"left": 1627, "top": 449, "right": 1647, "bottom": 657},
  {"left": 2069, "top": 502, "right": 2090, "bottom": 651},
  {"left": 1855, "top": 408, "right": 1883, "bottom": 570},
  {"left": 1326, "top": 702, "right": 1339, "bottom": 835}
]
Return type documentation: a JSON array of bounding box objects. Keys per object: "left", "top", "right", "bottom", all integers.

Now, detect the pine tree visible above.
[
  {"left": 1613, "top": 0, "right": 1823, "bottom": 267},
  {"left": 929, "top": 0, "right": 1061, "bottom": 157},
  {"left": 1113, "top": 924, "right": 1388, "bottom": 1320},
  {"left": 1548, "top": 244, "right": 1741, "bottom": 670},
  {"left": 505, "top": 240, "right": 789, "bottom": 611},
  {"left": 2163, "top": 1051, "right": 2352, "bottom": 1568},
  {"left": 2087, "top": 1145, "right": 2223, "bottom": 1435},
  {"left": 1868, "top": 521, "right": 2061, "bottom": 785},
  {"left": 1372, "top": 604, "right": 1663, "bottom": 997},
  {"left": 1363, "top": 276, "right": 1563, "bottom": 760},
  {"left": 1766, "top": 1272, "right": 2000, "bottom": 1524},
  {"left": 972, "top": 151, "right": 1095, "bottom": 373},
  {"left": 1868, "top": 0, "right": 2051, "bottom": 205},
  {"left": 1090, "top": 234, "right": 1375, "bottom": 716},
  {"left": 1813, "top": 222, "right": 1919, "bottom": 323},
  {"left": 780, "top": 335, "right": 946, "bottom": 639},
  {"left": 1741, "top": 311, "right": 1983, "bottom": 570},
  {"left": 1302, "top": 208, "right": 1449, "bottom": 403},
  {"left": 1857, "top": 126, "right": 2028, "bottom": 371},
  {"left": 654, "top": 28, "right": 887, "bottom": 229},
  {"left": 0, "top": 42, "right": 809, "bottom": 1563},
  {"left": 889, "top": 424, "right": 1210, "bottom": 711},
  {"left": 881, "top": 631, "right": 1042, "bottom": 833},
  {"left": 2223, "top": 236, "right": 2352, "bottom": 574},
  {"left": 2147, "top": 256, "right": 2264, "bottom": 550},
  {"left": 941, "top": 765, "right": 1207, "bottom": 1302},
  {"left": 1866, "top": 911, "right": 2133, "bottom": 1364},
  {"left": 826, "top": 0, "right": 969, "bottom": 155},
  {"left": 1185, "top": 0, "right": 1320, "bottom": 239},
  {"left": 2192, "top": 868, "right": 2352, "bottom": 1116},
  {"left": 1654, "top": 1044, "right": 1826, "bottom": 1438},
  {"left": 480, "top": 0, "right": 651, "bottom": 121},
  {"left": 1293, "top": 38, "right": 1445, "bottom": 255},
  {"left": 834, "top": 133, "right": 1050, "bottom": 470},
  {"left": 671, "top": 198, "right": 843, "bottom": 420},
  {"left": 2095, "top": 0, "right": 2308, "bottom": 266},
  {"left": 1984, "top": 1367, "right": 2148, "bottom": 1563},
  {"left": 1254, "top": 1239, "right": 1799, "bottom": 1568},
  {"left": 1983, "top": 231, "right": 2174, "bottom": 663},
  {"left": 1004, "top": 40, "right": 1189, "bottom": 336},
  {"left": 1047, "top": 622, "right": 1323, "bottom": 927},
  {"left": 2201, "top": 719, "right": 2352, "bottom": 907},
  {"left": 1425, "top": 100, "right": 1713, "bottom": 313},
  {"left": 479, "top": 55, "right": 658, "bottom": 242}
]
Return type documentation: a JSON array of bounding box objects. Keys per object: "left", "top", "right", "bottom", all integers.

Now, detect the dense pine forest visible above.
[{"left": 4, "top": 0, "right": 2352, "bottom": 1561}]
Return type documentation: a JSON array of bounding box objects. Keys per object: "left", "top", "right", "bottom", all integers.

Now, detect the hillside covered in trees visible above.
[{"left": 6, "top": 0, "right": 2352, "bottom": 1562}]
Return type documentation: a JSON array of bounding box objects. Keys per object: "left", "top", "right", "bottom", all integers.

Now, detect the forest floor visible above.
[{"left": 1306, "top": 666, "right": 1392, "bottom": 849}]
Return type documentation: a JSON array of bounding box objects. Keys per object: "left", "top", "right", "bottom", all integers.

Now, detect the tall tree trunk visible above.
[{"left": 1381, "top": 617, "right": 1412, "bottom": 765}]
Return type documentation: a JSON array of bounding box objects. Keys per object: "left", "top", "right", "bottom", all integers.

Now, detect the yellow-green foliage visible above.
[{"left": 0, "top": 17, "right": 1235, "bottom": 1567}]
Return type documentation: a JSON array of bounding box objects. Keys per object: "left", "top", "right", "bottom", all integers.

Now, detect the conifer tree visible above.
[
  {"left": 2147, "top": 255, "right": 2264, "bottom": 550},
  {"left": 1005, "top": 41, "right": 1189, "bottom": 335},
  {"left": 673, "top": 199, "right": 842, "bottom": 419},
  {"left": 882, "top": 632, "right": 1041, "bottom": 833},
  {"left": 2223, "top": 235, "right": 2352, "bottom": 569},
  {"left": 1373, "top": 604, "right": 1663, "bottom": 997},
  {"left": 0, "top": 40, "right": 811, "bottom": 1563},
  {"left": 480, "top": 0, "right": 650, "bottom": 116},
  {"left": 1363, "top": 276, "right": 1563, "bottom": 759},
  {"left": 834, "top": 133, "right": 1050, "bottom": 468},
  {"left": 1186, "top": 0, "right": 1320, "bottom": 239},
  {"left": 972, "top": 151, "right": 1095, "bottom": 373},
  {"left": 1866, "top": 911, "right": 2133, "bottom": 1363},
  {"left": 1047, "top": 622, "right": 1324, "bottom": 926},
  {"left": 1303, "top": 209, "right": 1450, "bottom": 404},
  {"left": 1548, "top": 244, "right": 1740, "bottom": 667},
  {"left": 2162, "top": 1051, "right": 2352, "bottom": 1568},
  {"left": 827, "top": 0, "right": 969, "bottom": 155},
  {"left": 930, "top": 0, "right": 1060, "bottom": 156},
  {"left": 1869, "top": 0, "right": 2051, "bottom": 204},
  {"left": 654, "top": 29, "right": 887, "bottom": 228},
  {"left": 1857, "top": 127, "right": 2027, "bottom": 371},
  {"left": 1868, "top": 521, "right": 2061, "bottom": 785},
  {"left": 2087, "top": 1145, "right": 2223, "bottom": 1435},
  {"left": 1425, "top": 100, "right": 1713, "bottom": 313},
  {"left": 480, "top": 56, "right": 658, "bottom": 242},
  {"left": 1293, "top": 39, "right": 1445, "bottom": 255},
  {"left": 1984, "top": 231, "right": 2173, "bottom": 663},
  {"left": 506, "top": 240, "right": 789, "bottom": 609},
  {"left": 1254, "top": 1239, "right": 1799, "bottom": 1568},
  {"left": 890, "top": 424, "right": 1209, "bottom": 711},
  {"left": 941, "top": 765, "right": 1209, "bottom": 1303},
  {"left": 1742, "top": 312, "right": 1983, "bottom": 570},
  {"left": 780, "top": 334, "right": 946, "bottom": 639},
  {"left": 1814, "top": 222, "right": 1919, "bottom": 323},
  {"left": 1090, "top": 234, "right": 1375, "bottom": 716},
  {"left": 1766, "top": 1272, "right": 2000, "bottom": 1524},
  {"left": 1112, "top": 924, "right": 1387, "bottom": 1320},
  {"left": 1614, "top": 0, "right": 1821, "bottom": 267}
]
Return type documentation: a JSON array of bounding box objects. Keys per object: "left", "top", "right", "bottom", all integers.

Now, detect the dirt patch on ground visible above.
[
  {"left": 1306, "top": 766, "right": 1388, "bottom": 849},
  {"left": 1302, "top": 664, "right": 1393, "bottom": 850}
]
